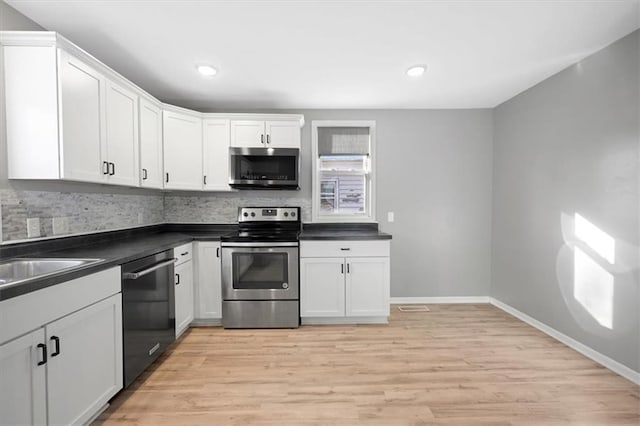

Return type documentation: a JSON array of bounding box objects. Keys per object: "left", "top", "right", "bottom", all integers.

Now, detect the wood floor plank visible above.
[{"left": 95, "top": 304, "right": 640, "bottom": 425}]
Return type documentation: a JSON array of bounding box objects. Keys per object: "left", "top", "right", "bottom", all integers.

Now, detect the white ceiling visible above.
[{"left": 7, "top": 0, "right": 640, "bottom": 110}]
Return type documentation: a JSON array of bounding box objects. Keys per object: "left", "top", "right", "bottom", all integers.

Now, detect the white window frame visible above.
[{"left": 311, "top": 120, "right": 376, "bottom": 223}]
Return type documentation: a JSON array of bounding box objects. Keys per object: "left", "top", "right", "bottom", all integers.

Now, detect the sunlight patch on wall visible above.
[
  {"left": 573, "top": 247, "right": 614, "bottom": 329},
  {"left": 574, "top": 213, "right": 615, "bottom": 264}
]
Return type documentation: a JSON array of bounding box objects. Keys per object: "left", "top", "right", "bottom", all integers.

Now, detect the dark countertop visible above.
[
  {"left": 299, "top": 223, "right": 392, "bottom": 240},
  {"left": 0, "top": 222, "right": 391, "bottom": 301},
  {"left": 0, "top": 225, "right": 234, "bottom": 301}
]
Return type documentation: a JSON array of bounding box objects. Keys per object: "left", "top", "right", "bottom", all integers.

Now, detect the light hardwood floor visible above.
[{"left": 96, "top": 304, "right": 640, "bottom": 425}]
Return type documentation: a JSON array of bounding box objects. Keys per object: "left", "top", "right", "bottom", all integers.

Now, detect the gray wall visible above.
[
  {"left": 492, "top": 31, "right": 640, "bottom": 372},
  {"left": 165, "top": 109, "right": 495, "bottom": 299}
]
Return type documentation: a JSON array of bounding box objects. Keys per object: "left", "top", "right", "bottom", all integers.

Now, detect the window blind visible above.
[{"left": 317, "top": 127, "right": 370, "bottom": 155}]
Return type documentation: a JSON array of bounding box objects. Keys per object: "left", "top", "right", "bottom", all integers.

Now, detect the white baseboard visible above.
[
  {"left": 390, "top": 296, "right": 490, "bottom": 304},
  {"left": 489, "top": 297, "right": 640, "bottom": 385}
]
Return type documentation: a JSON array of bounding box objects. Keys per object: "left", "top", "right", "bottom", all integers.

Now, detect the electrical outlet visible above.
[
  {"left": 27, "top": 218, "right": 41, "bottom": 238},
  {"left": 137, "top": 212, "right": 144, "bottom": 225},
  {"left": 387, "top": 212, "right": 395, "bottom": 223},
  {"left": 52, "top": 216, "right": 69, "bottom": 235}
]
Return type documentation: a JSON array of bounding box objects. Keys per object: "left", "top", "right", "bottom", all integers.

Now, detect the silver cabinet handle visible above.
[
  {"left": 266, "top": 134, "right": 270, "bottom": 144},
  {"left": 261, "top": 134, "right": 264, "bottom": 144},
  {"left": 122, "top": 258, "right": 177, "bottom": 280},
  {"left": 340, "top": 248, "right": 351, "bottom": 251},
  {"left": 347, "top": 263, "right": 350, "bottom": 273}
]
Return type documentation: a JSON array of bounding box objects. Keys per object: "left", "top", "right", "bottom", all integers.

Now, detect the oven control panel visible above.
[{"left": 238, "top": 207, "right": 300, "bottom": 222}]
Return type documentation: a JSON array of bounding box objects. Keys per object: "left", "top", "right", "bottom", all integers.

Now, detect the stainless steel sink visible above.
[{"left": 0, "top": 258, "right": 103, "bottom": 289}]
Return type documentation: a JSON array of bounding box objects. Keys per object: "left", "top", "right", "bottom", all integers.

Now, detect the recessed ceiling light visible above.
[
  {"left": 197, "top": 65, "right": 217, "bottom": 77},
  {"left": 406, "top": 65, "right": 426, "bottom": 77}
]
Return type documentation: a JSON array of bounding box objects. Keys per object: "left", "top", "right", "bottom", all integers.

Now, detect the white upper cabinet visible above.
[
  {"left": 105, "top": 80, "right": 139, "bottom": 186},
  {"left": 2, "top": 38, "right": 142, "bottom": 187},
  {"left": 231, "top": 119, "right": 301, "bottom": 148},
  {"left": 139, "top": 97, "right": 164, "bottom": 189},
  {"left": 265, "top": 120, "right": 301, "bottom": 148},
  {"left": 163, "top": 109, "right": 203, "bottom": 190},
  {"left": 230, "top": 120, "right": 265, "bottom": 148},
  {"left": 203, "top": 119, "right": 231, "bottom": 191},
  {"left": 1, "top": 32, "right": 304, "bottom": 192},
  {"left": 58, "top": 49, "right": 106, "bottom": 183}
]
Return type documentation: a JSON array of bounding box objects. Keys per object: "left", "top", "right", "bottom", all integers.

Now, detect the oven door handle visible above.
[
  {"left": 221, "top": 242, "right": 299, "bottom": 248},
  {"left": 123, "top": 258, "right": 177, "bottom": 280}
]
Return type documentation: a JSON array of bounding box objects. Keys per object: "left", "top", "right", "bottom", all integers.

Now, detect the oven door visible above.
[{"left": 221, "top": 243, "right": 299, "bottom": 300}]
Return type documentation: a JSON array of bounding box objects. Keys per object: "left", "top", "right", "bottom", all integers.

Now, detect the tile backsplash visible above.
[
  {"left": 0, "top": 189, "right": 164, "bottom": 242},
  {"left": 0, "top": 188, "right": 312, "bottom": 243},
  {"left": 163, "top": 193, "right": 312, "bottom": 224}
]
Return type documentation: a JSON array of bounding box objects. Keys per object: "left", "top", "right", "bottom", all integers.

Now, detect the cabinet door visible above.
[
  {"left": 345, "top": 257, "right": 390, "bottom": 317},
  {"left": 105, "top": 80, "right": 139, "bottom": 186},
  {"left": 265, "top": 120, "right": 300, "bottom": 148},
  {"left": 195, "top": 242, "right": 222, "bottom": 320},
  {"left": 300, "top": 258, "right": 345, "bottom": 317},
  {"left": 203, "top": 119, "right": 231, "bottom": 191},
  {"left": 163, "top": 110, "right": 203, "bottom": 190},
  {"left": 139, "top": 97, "right": 164, "bottom": 189},
  {"left": 46, "top": 294, "right": 123, "bottom": 426},
  {"left": 0, "top": 329, "right": 47, "bottom": 426},
  {"left": 58, "top": 49, "right": 106, "bottom": 183},
  {"left": 175, "top": 261, "right": 194, "bottom": 337},
  {"left": 230, "top": 120, "right": 265, "bottom": 147}
]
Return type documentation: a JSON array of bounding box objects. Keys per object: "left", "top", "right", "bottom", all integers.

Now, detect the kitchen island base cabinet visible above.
[
  {"left": 0, "top": 292, "right": 122, "bottom": 426},
  {"left": 300, "top": 240, "right": 391, "bottom": 325}
]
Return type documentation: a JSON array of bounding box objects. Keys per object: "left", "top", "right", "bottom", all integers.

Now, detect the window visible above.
[{"left": 312, "top": 121, "right": 376, "bottom": 222}]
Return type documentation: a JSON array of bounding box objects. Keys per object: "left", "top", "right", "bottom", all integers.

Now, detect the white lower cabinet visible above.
[
  {"left": 300, "top": 258, "right": 346, "bottom": 317},
  {"left": 345, "top": 257, "right": 390, "bottom": 317},
  {"left": 194, "top": 242, "right": 222, "bottom": 323},
  {"left": 46, "top": 294, "right": 123, "bottom": 425},
  {"left": 0, "top": 271, "right": 122, "bottom": 426},
  {"left": 0, "top": 329, "right": 47, "bottom": 426},
  {"left": 174, "top": 243, "right": 194, "bottom": 337},
  {"left": 300, "top": 240, "right": 391, "bottom": 324}
]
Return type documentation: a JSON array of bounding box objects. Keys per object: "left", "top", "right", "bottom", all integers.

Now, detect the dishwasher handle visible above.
[{"left": 123, "top": 258, "right": 177, "bottom": 280}]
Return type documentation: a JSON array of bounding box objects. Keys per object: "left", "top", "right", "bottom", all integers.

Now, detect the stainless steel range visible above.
[{"left": 221, "top": 207, "right": 301, "bottom": 328}]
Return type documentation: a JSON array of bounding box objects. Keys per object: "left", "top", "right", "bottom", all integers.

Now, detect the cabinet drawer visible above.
[
  {"left": 174, "top": 242, "right": 193, "bottom": 265},
  {"left": 300, "top": 240, "right": 390, "bottom": 258},
  {"left": 0, "top": 267, "right": 121, "bottom": 345}
]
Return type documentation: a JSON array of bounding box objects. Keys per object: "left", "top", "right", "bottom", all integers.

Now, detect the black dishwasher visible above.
[{"left": 121, "top": 249, "right": 176, "bottom": 388}]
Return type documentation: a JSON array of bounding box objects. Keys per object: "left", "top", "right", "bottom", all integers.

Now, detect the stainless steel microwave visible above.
[{"left": 229, "top": 147, "right": 299, "bottom": 190}]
